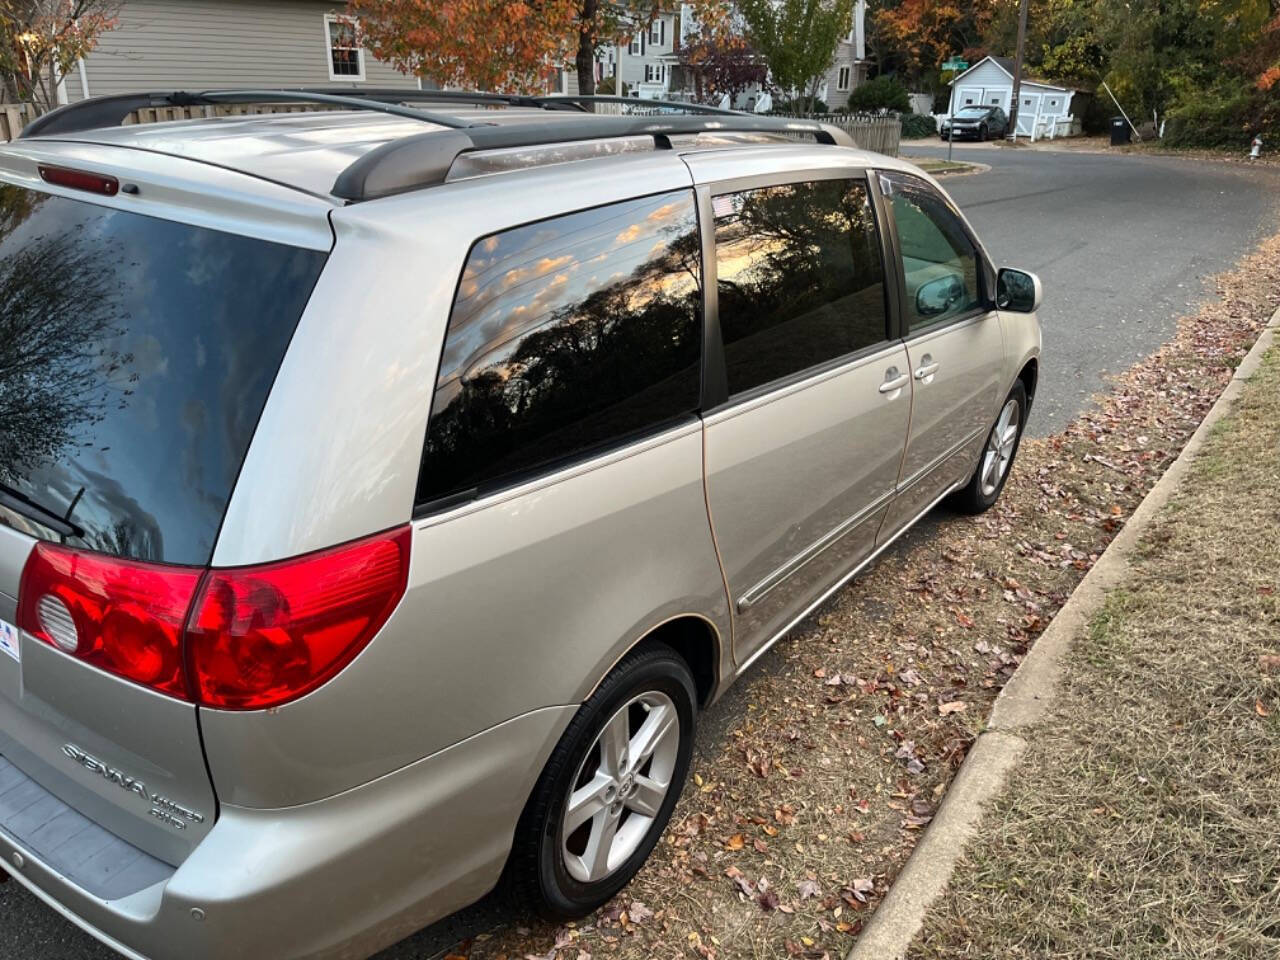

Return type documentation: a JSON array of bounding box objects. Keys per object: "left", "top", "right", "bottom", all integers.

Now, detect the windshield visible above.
[
  {"left": 955, "top": 107, "right": 993, "bottom": 118},
  {"left": 0, "top": 183, "right": 327, "bottom": 564}
]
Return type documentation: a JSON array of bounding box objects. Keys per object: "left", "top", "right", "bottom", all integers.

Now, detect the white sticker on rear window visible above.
[{"left": 0, "top": 618, "right": 19, "bottom": 663}]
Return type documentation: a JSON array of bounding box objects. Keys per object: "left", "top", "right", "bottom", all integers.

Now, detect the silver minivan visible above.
[{"left": 0, "top": 90, "right": 1040, "bottom": 959}]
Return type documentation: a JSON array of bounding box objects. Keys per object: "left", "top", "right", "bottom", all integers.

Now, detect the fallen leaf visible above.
[
  {"left": 938, "top": 701, "right": 968, "bottom": 715},
  {"left": 628, "top": 900, "right": 653, "bottom": 923},
  {"left": 1257, "top": 700, "right": 1270, "bottom": 718},
  {"left": 758, "top": 888, "right": 780, "bottom": 911},
  {"left": 797, "top": 878, "right": 822, "bottom": 899},
  {"left": 725, "top": 833, "right": 745, "bottom": 850}
]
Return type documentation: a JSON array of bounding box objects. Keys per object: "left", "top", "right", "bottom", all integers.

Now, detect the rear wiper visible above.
[{"left": 0, "top": 482, "right": 86, "bottom": 539}]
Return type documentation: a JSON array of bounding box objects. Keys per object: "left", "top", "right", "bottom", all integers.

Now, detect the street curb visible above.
[
  {"left": 847, "top": 305, "right": 1280, "bottom": 960},
  {"left": 934, "top": 161, "right": 991, "bottom": 178}
]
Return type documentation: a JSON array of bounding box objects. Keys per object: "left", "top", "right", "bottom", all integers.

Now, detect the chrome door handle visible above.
[
  {"left": 914, "top": 362, "right": 940, "bottom": 380},
  {"left": 879, "top": 372, "right": 910, "bottom": 394}
]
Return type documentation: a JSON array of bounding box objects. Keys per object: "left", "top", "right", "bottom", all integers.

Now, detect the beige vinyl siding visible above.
[{"left": 70, "top": 0, "right": 420, "bottom": 102}]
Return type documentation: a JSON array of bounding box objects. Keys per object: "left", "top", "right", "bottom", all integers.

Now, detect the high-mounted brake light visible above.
[
  {"left": 17, "top": 545, "right": 201, "bottom": 699},
  {"left": 185, "top": 527, "right": 411, "bottom": 710},
  {"left": 38, "top": 164, "right": 119, "bottom": 196},
  {"left": 15, "top": 527, "right": 411, "bottom": 710}
]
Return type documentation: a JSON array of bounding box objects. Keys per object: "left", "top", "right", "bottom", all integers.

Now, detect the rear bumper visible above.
[{"left": 0, "top": 705, "right": 575, "bottom": 960}]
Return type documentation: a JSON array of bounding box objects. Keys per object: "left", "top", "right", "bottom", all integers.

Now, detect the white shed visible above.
[{"left": 946, "top": 55, "right": 1084, "bottom": 138}]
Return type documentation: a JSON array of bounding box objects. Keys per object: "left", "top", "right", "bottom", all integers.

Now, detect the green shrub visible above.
[
  {"left": 847, "top": 75, "right": 910, "bottom": 113},
  {"left": 1163, "top": 83, "right": 1278, "bottom": 150},
  {"left": 901, "top": 112, "right": 937, "bottom": 138},
  {"left": 773, "top": 96, "right": 829, "bottom": 114},
  {"left": 595, "top": 75, "right": 616, "bottom": 95},
  {"left": 1080, "top": 95, "right": 1113, "bottom": 135}
]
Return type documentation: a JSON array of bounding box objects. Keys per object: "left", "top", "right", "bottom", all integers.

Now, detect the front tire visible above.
[
  {"left": 508, "top": 646, "right": 696, "bottom": 920},
  {"left": 978, "top": 123, "right": 989, "bottom": 141},
  {"left": 951, "top": 381, "right": 1026, "bottom": 514}
]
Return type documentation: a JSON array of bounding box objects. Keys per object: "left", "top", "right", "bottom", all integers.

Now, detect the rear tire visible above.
[
  {"left": 951, "top": 381, "right": 1026, "bottom": 514},
  {"left": 508, "top": 646, "right": 696, "bottom": 920}
]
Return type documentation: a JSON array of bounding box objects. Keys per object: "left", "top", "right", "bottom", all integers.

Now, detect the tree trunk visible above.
[{"left": 575, "top": 0, "right": 597, "bottom": 100}]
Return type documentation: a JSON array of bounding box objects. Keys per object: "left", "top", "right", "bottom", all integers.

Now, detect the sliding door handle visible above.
[
  {"left": 914, "top": 353, "right": 940, "bottom": 383},
  {"left": 878, "top": 371, "right": 910, "bottom": 394}
]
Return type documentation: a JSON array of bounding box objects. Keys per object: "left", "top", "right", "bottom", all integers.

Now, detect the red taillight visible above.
[
  {"left": 15, "top": 527, "right": 411, "bottom": 710},
  {"left": 17, "top": 544, "right": 201, "bottom": 699},
  {"left": 38, "top": 164, "right": 120, "bottom": 196},
  {"left": 185, "top": 527, "right": 410, "bottom": 710}
]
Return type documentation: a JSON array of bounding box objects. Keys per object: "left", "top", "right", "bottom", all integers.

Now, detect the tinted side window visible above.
[
  {"left": 882, "top": 173, "right": 983, "bottom": 331},
  {"left": 713, "top": 178, "right": 887, "bottom": 396},
  {"left": 417, "top": 191, "right": 702, "bottom": 505}
]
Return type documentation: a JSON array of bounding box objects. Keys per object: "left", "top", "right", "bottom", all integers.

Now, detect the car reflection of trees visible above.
[
  {"left": 716, "top": 181, "right": 886, "bottom": 388},
  {"left": 0, "top": 186, "right": 151, "bottom": 553},
  {"left": 421, "top": 225, "right": 703, "bottom": 500}
]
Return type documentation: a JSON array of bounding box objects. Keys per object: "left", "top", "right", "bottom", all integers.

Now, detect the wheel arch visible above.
[
  {"left": 1017, "top": 357, "right": 1038, "bottom": 411},
  {"left": 584, "top": 613, "right": 725, "bottom": 711}
]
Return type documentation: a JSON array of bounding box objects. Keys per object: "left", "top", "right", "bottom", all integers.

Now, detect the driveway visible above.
[{"left": 5, "top": 144, "right": 1280, "bottom": 960}]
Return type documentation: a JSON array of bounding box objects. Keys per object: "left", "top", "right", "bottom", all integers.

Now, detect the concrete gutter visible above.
[{"left": 847, "top": 304, "right": 1280, "bottom": 960}]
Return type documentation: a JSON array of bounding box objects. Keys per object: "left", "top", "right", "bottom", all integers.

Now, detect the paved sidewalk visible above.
[{"left": 856, "top": 336, "right": 1280, "bottom": 960}]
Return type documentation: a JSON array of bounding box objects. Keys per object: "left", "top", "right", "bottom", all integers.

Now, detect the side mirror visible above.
[
  {"left": 916, "top": 273, "right": 966, "bottom": 318},
  {"left": 997, "top": 267, "right": 1042, "bottom": 313}
]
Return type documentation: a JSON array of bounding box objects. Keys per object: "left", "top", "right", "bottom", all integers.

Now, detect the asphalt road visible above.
[
  {"left": 4, "top": 145, "right": 1279, "bottom": 960},
  {"left": 902, "top": 142, "right": 1280, "bottom": 436}
]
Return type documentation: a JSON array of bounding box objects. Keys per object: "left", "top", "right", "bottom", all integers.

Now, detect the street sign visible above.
[{"left": 942, "top": 58, "right": 969, "bottom": 71}]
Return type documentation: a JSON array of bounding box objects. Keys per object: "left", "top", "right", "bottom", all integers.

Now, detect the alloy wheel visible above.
[
  {"left": 560, "top": 691, "right": 680, "bottom": 884},
  {"left": 980, "top": 397, "right": 1020, "bottom": 497}
]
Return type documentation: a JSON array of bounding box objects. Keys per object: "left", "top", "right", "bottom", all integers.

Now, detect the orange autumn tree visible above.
[
  {"left": 349, "top": 0, "right": 735, "bottom": 95},
  {"left": 0, "top": 0, "right": 120, "bottom": 108},
  {"left": 869, "top": 0, "right": 995, "bottom": 87}
]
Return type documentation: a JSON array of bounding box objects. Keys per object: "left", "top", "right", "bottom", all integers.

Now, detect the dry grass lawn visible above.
[{"left": 910, "top": 349, "right": 1280, "bottom": 959}]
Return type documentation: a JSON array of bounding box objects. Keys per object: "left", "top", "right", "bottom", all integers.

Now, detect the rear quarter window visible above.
[
  {"left": 0, "top": 184, "right": 327, "bottom": 564},
  {"left": 417, "top": 190, "right": 703, "bottom": 506}
]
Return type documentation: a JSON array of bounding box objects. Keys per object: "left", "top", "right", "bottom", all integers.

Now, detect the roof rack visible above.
[
  {"left": 531, "top": 95, "right": 739, "bottom": 115},
  {"left": 333, "top": 114, "right": 853, "bottom": 201},
  {"left": 17, "top": 87, "right": 855, "bottom": 202}
]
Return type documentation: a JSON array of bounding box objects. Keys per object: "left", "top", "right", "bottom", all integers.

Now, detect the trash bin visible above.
[{"left": 1111, "top": 117, "right": 1131, "bottom": 145}]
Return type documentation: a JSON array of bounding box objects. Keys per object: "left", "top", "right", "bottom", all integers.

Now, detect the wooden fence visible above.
[{"left": 766, "top": 111, "right": 902, "bottom": 157}]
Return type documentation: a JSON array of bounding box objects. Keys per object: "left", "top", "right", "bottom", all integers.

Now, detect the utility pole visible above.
[{"left": 1007, "top": 0, "right": 1029, "bottom": 140}]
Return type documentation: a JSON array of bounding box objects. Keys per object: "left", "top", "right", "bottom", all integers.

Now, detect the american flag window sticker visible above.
[
  {"left": 0, "top": 618, "right": 19, "bottom": 663},
  {"left": 711, "top": 194, "right": 741, "bottom": 219}
]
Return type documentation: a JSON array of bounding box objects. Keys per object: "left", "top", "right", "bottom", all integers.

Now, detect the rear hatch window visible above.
[{"left": 0, "top": 183, "right": 327, "bottom": 564}]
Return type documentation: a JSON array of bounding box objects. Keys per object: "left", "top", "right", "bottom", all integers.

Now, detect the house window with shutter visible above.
[{"left": 325, "top": 15, "right": 365, "bottom": 81}]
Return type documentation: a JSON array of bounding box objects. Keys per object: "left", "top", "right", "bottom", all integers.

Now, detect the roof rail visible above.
[
  {"left": 19, "top": 88, "right": 482, "bottom": 138},
  {"left": 332, "top": 114, "right": 854, "bottom": 202},
  {"left": 531, "top": 95, "right": 739, "bottom": 115}
]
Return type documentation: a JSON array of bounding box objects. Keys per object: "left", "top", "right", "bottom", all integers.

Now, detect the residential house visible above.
[
  {"left": 598, "top": 1, "right": 868, "bottom": 109},
  {"left": 946, "top": 55, "right": 1088, "bottom": 138},
  {"left": 60, "top": 0, "right": 422, "bottom": 104},
  {"left": 817, "top": 0, "right": 867, "bottom": 110},
  {"left": 595, "top": 10, "right": 681, "bottom": 99}
]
